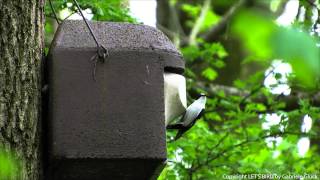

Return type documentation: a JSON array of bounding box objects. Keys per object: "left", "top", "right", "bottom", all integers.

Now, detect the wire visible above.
[
  {"left": 48, "top": 0, "right": 61, "bottom": 24},
  {"left": 48, "top": 0, "right": 108, "bottom": 81},
  {"left": 72, "top": 0, "right": 109, "bottom": 81},
  {"left": 72, "top": 0, "right": 99, "bottom": 49}
]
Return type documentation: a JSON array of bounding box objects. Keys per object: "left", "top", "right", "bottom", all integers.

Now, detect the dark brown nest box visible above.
[{"left": 46, "top": 20, "right": 184, "bottom": 180}]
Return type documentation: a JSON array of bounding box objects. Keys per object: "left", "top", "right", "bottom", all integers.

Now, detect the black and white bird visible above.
[{"left": 167, "top": 94, "right": 206, "bottom": 141}]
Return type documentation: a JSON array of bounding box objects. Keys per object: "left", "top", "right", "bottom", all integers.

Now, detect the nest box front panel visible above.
[{"left": 48, "top": 49, "right": 166, "bottom": 159}]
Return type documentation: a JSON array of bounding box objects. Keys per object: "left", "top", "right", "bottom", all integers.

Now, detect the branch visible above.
[
  {"left": 239, "top": 67, "right": 276, "bottom": 106},
  {"left": 188, "top": 0, "right": 211, "bottom": 45},
  {"left": 169, "top": 1, "right": 186, "bottom": 37},
  {"left": 305, "top": 0, "right": 320, "bottom": 32},
  {"left": 48, "top": 0, "right": 61, "bottom": 24},
  {"left": 201, "top": 0, "right": 246, "bottom": 42},
  {"left": 191, "top": 131, "right": 306, "bottom": 172},
  {"left": 198, "top": 83, "right": 320, "bottom": 111},
  {"left": 156, "top": 0, "right": 186, "bottom": 46},
  {"left": 157, "top": 23, "right": 189, "bottom": 45}
]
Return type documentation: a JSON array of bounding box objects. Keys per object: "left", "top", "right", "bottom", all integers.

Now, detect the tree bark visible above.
[{"left": 0, "top": 0, "right": 44, "bottom": 179}]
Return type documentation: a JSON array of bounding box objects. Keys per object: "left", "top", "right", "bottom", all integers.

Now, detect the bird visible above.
[
  {"left": 163, "top": 72, "right": 187, "bottom": 126},
  {"left": 167, "top": 94, "right": 206, "bottom": 141}
]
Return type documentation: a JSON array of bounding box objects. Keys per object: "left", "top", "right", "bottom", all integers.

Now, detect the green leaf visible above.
[
  {"left": 232, "top": 10, "right": 275, "bottom": 59},
  {"left": 206, "top": 112, "right": 222, "bottom": 121},
  {"left": 0, "top": 150, "right": 18, "bottom": 178},
  {"left": 271, "top": 28, "right": 320, "bottom": 87},
  {"left": 201, "top": 10, "right": 220, "bottom": 32},
  {"left": 213, "top": 59, "right": 226, "bottom": 68},
  {"left": 233, "top": 79, "right": 246, "bottom": 89},
  {"left": 202, "top": 67, "right": 218, "bottom": 81},
  {"left": 181, "top": 45, "right": 200, "bottom": 62},
  {"left": 232, "top": 10, "right": 320, "bottom": 88},
  {"left": 181, "top": 4, "right": 200, "bottom": 17},
  {"left": 274, "top": 73, "right": 282, "bottom": 80},
  {"left": 245, "top": 103, "right": 267, "bottom": 112},
  {"left": 96, "top": 6, "right": 104, "bottom": 16}
]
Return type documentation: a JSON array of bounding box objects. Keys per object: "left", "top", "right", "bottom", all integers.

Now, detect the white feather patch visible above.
[{"left": 164, "top": 72, "right": 187, "bottom": 125}]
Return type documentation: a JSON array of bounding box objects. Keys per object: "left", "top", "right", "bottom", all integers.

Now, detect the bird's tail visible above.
[
  {"left": 167, "top": 123, "right": 185, "bottom": 141},
  {"left": 174, "top": 131, "right": 184, "bottom": 141}
]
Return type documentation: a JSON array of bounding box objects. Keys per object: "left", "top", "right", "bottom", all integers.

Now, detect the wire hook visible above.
[
  {"left": 48, "top": 0, "right": 109, "bottom": 81},
  {"left": 72, "top": 0, "right": 109, "bottom": 81}
]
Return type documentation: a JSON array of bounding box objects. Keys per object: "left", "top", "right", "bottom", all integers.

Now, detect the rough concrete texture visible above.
[
  {"left": 49, "top": 159, "right": 165, "bottom": 180},
  {"left": 51, "top": 20, "right": 185, "bottom": 72},
  {"left": 46, "top": 20, "right": 185, "bottom": 179}
]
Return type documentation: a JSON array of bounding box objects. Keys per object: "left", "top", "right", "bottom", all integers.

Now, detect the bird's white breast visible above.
[{"left": 164, "top": 72, "right": 187, "bottom": 125}]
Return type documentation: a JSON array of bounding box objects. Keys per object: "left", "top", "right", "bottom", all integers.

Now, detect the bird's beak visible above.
[{"left": 164, "top": 72, "right": 187, "bottom": 126}]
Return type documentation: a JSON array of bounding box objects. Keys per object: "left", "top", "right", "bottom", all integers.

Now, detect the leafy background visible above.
[{"left": 42, "top": 0, "right": 320, "bottom": 179}]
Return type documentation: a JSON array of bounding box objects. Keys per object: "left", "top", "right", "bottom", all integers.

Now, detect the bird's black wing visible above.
[
  {"left": 166, "top": 123, "right": 184, "bottom": 129},
  {"left": 182, "top": 96, "right": 206, "bottom": 126}
]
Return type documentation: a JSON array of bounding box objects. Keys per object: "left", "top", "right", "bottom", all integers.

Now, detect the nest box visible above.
[{"left": 46, "top": 20, "right": 185, "bottom": 180}]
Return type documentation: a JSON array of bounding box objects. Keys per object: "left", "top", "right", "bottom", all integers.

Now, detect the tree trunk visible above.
[
  {"left": 0, "top": 0, "right": 44, "bottom": 179},
  {"left": 156, "top": 0, "right": 186, "bottom": 44}
]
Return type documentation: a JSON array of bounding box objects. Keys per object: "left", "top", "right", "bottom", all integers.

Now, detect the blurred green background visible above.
[{"left": 42, "top": 0, "right": 320, "bottom": 179}]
